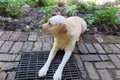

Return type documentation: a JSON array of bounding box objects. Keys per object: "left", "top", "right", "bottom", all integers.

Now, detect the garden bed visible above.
[{"left": 0, "top": 0, "right": 120, "bottom": 35}]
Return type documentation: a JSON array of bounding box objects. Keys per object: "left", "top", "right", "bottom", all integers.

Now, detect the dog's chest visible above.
[{"left": 55, "top": 37, "right": 71, "bottom": 50}]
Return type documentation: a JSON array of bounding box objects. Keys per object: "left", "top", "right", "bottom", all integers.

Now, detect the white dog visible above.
[{"left": 38, "top": 15, "right": 87, "bottom": 80}]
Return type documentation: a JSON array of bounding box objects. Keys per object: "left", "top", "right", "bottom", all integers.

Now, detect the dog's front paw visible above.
[
  {"left": 53, "top": 70, "right": 62, "bottom": 80},
  {"left": 38, "top": 66, "right": 48, "bottom": 77}
]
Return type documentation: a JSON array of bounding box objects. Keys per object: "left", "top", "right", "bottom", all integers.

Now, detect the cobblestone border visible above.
[{"left": 0, "top": 31, "right": 120, "bottom": 80}]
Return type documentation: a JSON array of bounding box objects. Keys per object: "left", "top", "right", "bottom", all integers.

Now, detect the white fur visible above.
[
  {"left": 38, "top": 46, "right": 58, "bottom": 77},
  {"left": 38, "top": 15, "right": 87, "bottom": 80},
  {"left": 50, "top": 15, "right": 66, "bottom": 24},
  {"left": 81, "top": 18, "right": 87, "bottom": 33},
  {"left": 53, "top": 50, "right": 72, "bottom": 80}
]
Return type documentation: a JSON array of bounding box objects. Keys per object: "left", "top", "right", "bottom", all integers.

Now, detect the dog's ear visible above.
[{"left": 58, "top": 23, "right": 67, "bottom": 34}]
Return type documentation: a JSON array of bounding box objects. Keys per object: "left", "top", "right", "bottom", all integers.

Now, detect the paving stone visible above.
[
  {"left": 101, "top": 44, "right": 113, "bottom": 53},
  {"left": 98, "top": 69, "right": 113, "bottom": 80},
  {"left": 107, "top": 70, "right": 118, "bottom": 80},
  {"left": 106, "top": 35, "right": 117, "bottom": 43},
  {"left": 0, "top": 41, "right": 14, "bottom": 52},
  {"left": 108, "top": 44, "right": 120, "bottom": 53},
  {"left": 0, "top": 31, "right": 13, "bottom": 40},
  {"left": 10, "top": 42, "right": 23, "bottom": 53},
  {"left": 109, "top": 55, "right": 120, "bottom": 68},
  {"left": 22, "top": 41, "right": 33, "bottom": 51},
  {"left": 114, "top": 36, "right": 120, "bottom": 43},
  {"left": 101, "top": 36, "right": 109, "bottom": 43},
  {"left": 115, "top": 70, "right": 120, "bottom": 79},
  {"left": 84, "top": 62, "right": 99, "bottom": 80},
  {"left": 74, "top": 54, "right": 84, "bottom": 70},
  {"left": 95, "top": 62, "right": 115, "bottom": 68},
  {"left": 9, "top": 32, "right": 21, "bottom": 41},
  {"left": 74, "top": 54, "right": 87, "bottom": 79},
  {"left": 18, "top": 32, "right": 28, "bottom": 41},
  {"left": 110, "top": 36, "right": 120, "bottom": 43},
  {"left": 0, "top": 41, "right": 4, "bottom": 47},
  {"left": 0, "top": 31, "right": 4, "bottom": 37},
  {"left": 0, "top": 72, "right": 7, "bottom": 80},
  {"left": 6, "top": 71, "right": 16, "bottom": 80},
  {"left": 79, "top": 36, "right": 85, "bottom": 43},
  {"left": 42, "top": 42, "right": 51, "bottom": 51},
  {"left": 45, "top": 35, "right": 53, "bottom": 42},
  {"left": 73, "top": 46, "right": 78, "bottom": 53},
  {"left": 28, "top": 32, "right": 37, "bottom": 41},
  {"left": 83, "top": 35, "right": 97, "bottom": 43},
  {"left": 115, "top": 44, "right": 120, "bottom": 49},
  {"left": 0, "top": 54, "right": 16, "bottom": 61},
  {"left": 80, "top": 55, "right": 101, "bottom": 61},
  {"left": 37, "top": 34, "right": 53, "bottom": 51},
  {"left": 112, "top": 36, "right": 120, "bottom": 44},
  {"left": 0, "top": 62, "right": 18, "bottom": 70},
  {"left": 37, "top": 34, "right": 53, "bottom": 43},
  {"left": 99, "top": 55, "right": 109, "bottom": 61},
  {"left": 80, "top": 71, "right": 87, "bottom": 79},
  {"left": 102, "top": 35, "right": 117, "bottom": 44},
  {"left": 94, "top": 34, "right": 104, "bottom": 43},
  {"left": 37, "top": 33, "right": 43, "bottom": 41},
  {"left": 15, "top": 54, "right": 21, "bottom": 61},
  {"left": 77, "top": 43, "right": 88, "bottom": 53},
  {"left": 117, "top": 55, "right": 120, "bottom": 59},
  {"left": 85, "top": 43, "right": 96, "bottom": 53},
  {"left": 32, "top": 41, "right": 42, "bottom": 51},
  {"left": 93, "top": 43, "right": 106, "bottom": 53}
]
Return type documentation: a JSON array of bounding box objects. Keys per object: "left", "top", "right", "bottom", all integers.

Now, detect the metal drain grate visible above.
[{"left": 15, "top": 51, "right": 83, "bottom": 80}]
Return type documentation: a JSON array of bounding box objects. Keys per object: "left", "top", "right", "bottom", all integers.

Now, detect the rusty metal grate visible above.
[{"left": 15, "top": 51, "right": 83, "bottom": 80}]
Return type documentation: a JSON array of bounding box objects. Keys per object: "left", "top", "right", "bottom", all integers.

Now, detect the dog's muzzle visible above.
[{"left": 41, "top": 24, "right": 48, "bottom": 33}]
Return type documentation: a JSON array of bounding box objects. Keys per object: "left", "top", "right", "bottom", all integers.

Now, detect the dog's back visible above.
[{"left": 66, "top": 16, "right": 87, "bottom": 41}]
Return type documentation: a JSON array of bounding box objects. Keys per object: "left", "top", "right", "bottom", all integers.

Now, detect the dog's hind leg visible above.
[{"left": 38, "top": 45, "right": 58, "bottom": 77}]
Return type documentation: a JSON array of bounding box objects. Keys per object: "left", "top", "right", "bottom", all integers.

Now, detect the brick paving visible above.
[{"left": 0, "top": 31, "right": 120, "bottom": 80}]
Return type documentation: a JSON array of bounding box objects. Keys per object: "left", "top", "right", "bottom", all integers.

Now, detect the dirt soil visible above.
[
  {"left": 0, "top": 8, "right": 42, "bottom": 32},
  {"left": 0, "top": 7, "right": 120, "bottom": 35}
]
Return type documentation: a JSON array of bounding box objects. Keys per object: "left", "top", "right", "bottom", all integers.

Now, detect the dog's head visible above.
[{"left": 41, "top": 15, "right": 67, "bottom": 36}]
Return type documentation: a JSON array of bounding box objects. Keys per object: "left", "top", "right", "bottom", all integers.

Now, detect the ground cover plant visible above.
[
  {"left": 63, "top": 0, "right": 120, "bottom": 35},
  {"left": 83, "top": 6, "right": 120, "bottom": 34},
  {"left": 0, "top": 0, "right": 120, "bottom": 35}
]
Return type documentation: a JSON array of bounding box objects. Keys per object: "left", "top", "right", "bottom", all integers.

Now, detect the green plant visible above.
[
  {"left": 7, "top": 0, "right": 26, "bottom": 17},
  {"left": 39, "top": 6, "right": 51, "bottom": 14},
  {"left": 0, "top": 0, "right": 27, "bottom": 18},
  {"left": 94, "top": 6, "right": 120, "bottom": 26},
  {"left": 64, "top": 5, "right": 78, "bottom": 16},
  {"left": 65, "top": 0, "right": 79, "bottom": 5},
  {"left": 0, "top": 0, "right": 39, "bottom": 18},
  {"left": 38, "top": 5, "right": 59, "bottom": 32},
  {"left": 76, "top": 2, "right": 92, "bottom": 14},
  {"left": 38, "top": 13, "right": 52, "bottom": 25},
  {"left": 0, "top": 0, "right": 8, "bottom": 14},
  {"left": 76, "top": 2, "right": 103, "bottom": 14},
  {"left": 84, "top": 6, "right": 120, "bottom": 26},
  {"left": 38, "top": 0, "right": 57, "bottom": 6},
  {"left": 84, "top": 15, "right": 95, "bottom": 26},
  {"left": 25, "top": 0, "right": 38, "bottom": 7},
  {"left": 0, "top": 16, "right": 12, "bottom": 22},
  {"left": 39, "top": 5, "right": 58, "bottom": 13},
  {"left": 38, "top": 5, "right": 58, "bottom": 26}
]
